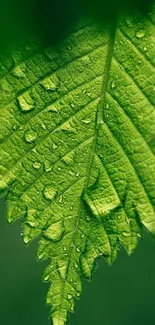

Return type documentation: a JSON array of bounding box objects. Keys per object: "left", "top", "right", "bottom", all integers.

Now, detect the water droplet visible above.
[
  {"left": 57, "top": 167, "right": 61, "bottom": 171},
  {"left": 114, "top": 41, "right": 117, "bottom": 50},
  {"left": 24, "top": 130, "right": 37, "bottom": 143},
  {"left": 76, "top": 291, "right": 80, "bottom": 297},
  {"left": 69, "top": 171, "right": 75, "bottom": 176},
  {"left": 67, "top": 294, "right": 72, "bottom": 300},
  {"left": 76, "top": 171, "right": 80, "bottom": 177},
  {"left": 82, "top": 119, "right": 91, "bottom": 125},
  {"left": 136, "top": 30, "right": 145, "bottom": 39},
  {"left": 82, "top": 89, "right": 87, "bottom": 95},
  {"left": 106, "top": 103, "right": 109, "bottom": 109},
  {"left": 122, "top": 231, "right": 130, "bottom": 237},
  {"left": 75, "top": 263, "right": 78, "bottom": 269},
  {"left": 43, "top": 186, "right": 57, "bottom": 200},
  {"left": 143, "top": 45, "right": 147, "bottom": 51},
  {"left": 71, "top": 103, "right": 75, "bottom": 108},
  {"left": 43, "top": 220, "right": 65, "bottom": 242},
  {"left": 37, "top": 250, "right": 45, "bottom": 260},
  {"left": 33, "top": 162, "right": 41, "bottom": 169},
  {"left": 24, "top": 234, "right": 31, "bottom": 244},
  {"left": 70, "top": 302, "right": 74, "bottom": 312},
  {"left": 70, "top": 206, "right": 73, "bottom": 210},
  {"left": 44, "top": 161, "right": 52, "bottom": 172},
  {"left": 44, "top": 274, "right": 50, "bottom": 281},
  {"left": 41, "top": 78, "right": 57, "bottom": 91},
  {"left": 81, "top": 234, "right": 85, "bottom": 239},
  {"left": 12, "top": 66, "right": 25, "bottom": 78},
  {"left": 52, "top": 143, "right": 58, "bottom": 150},
  {"left": 76, "top": 247, "right": 80, "bottom": 253},
  {"left": 26, "top": 209, "right": 37, "bottom": 228},
  {"left": 111, "top": 81, "right": 116, "bottom": 89},
  {"left": 61, "top": 121, "right": 77, "bottom": 134},
  {"left": 41, "top": 122, "right": 46, "bottom": 130},
  {"left": 59, "top": 195, "right": 63, "bottom": 203},
  {"left": 18, "top": 93, "right": 35, "bottom": 112},
  {"left": 12, "top": 124, "right": 17, "bottom": 130},
  {"left": 48, "top": 106, "right": 59, "bottom": 113},
  {"left": 63, "top": 246, "right": 67, "bottom": 251}
]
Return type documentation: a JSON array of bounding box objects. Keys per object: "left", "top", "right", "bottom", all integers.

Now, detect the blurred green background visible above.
[{"left": 1, "top": 197, "right": 155, "bottom": 325}]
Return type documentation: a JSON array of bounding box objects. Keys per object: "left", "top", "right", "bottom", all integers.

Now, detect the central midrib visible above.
[{"left": 57, "top": 22, "right": 117, "bottom": 321}]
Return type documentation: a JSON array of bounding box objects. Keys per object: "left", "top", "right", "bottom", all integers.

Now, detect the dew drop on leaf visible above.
[
  {"left": 82, "top": 119, "right": 91, "bottom": 124},
  {"left": 43, "top": 186, "right": 57, "bottom": 200},
  {"left": 110, "top": 81, "right": 116, "bottom": 89},
  {"left": 33, "top": 162, "right": 41, "bottom": 169},
  {"left": 12, "top": 124, "right": 17, "bottom": 130},
  {"left": 122, "top": 231, "right": 130, "bottom": 237},
  {"left": 48, "top": 105, "right": 59, "bottom": 113},
  {"left": 24, "top": 130, "right": 37, "bottom": 143},
  {"left": 12, "top": 66, "right": 25, "bottom": 78},
  {"left": 18, "top": 93, "right": 35, "bottom": 112},
  {"left": 44, "top": 161, "right": 52, "bottom": 172},
  {"left": 136, "top": 30, "right": 145, "bottom": 39},
  {"left": 67, "top": 294, "right": 72, "bottom": 300},
  {"left": 41, "top": 78, "right": 57, "bottom": 91},
  {"left": 75, "top": 263, "right": 78, "bottom": 269},
  {"left": 52, "top": 143, "right": 58, "bottom": 150},
  {"left": 43, "top": 220, "right": 65, "bottom": 242}
]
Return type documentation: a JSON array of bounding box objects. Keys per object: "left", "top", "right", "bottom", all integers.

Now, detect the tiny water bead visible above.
[
  {"left": 136, "top": 30, "right": 145, "bottom": 39},
  {"left": 24, "top": 130, "right": 37, "bottom": 143},
  {"left": 41, "top": 78, "right": 57, "bottom": 91},
  {"left": 122, "top": 231, "right": 130, "bottom": 237},
  {"left": 43, "top": 220, "right": 65, "bottom": 242},
  {"left": 43, "top": 186, "right": 57, "bottom": 200},
  {"left": 82, "top": 119, "right": 91, "bottom": 125},
  {"left": 52, "top": 143, "right": 58, "bottom": 150},
  {"left": 110, "top": 81, "right": 116, "bottom": 89},
  {"left": 67, "top": 294, "right": 72, "bottom": 300},
  {"left": 12, "top": 66, "right": 25, "bottom": 78},
  {"left": 33, "top": 162, "right": 41, "bottom": 169},
  {"left": 44, "top": 161, "right": 52, "bottom": 172},
  {"left": 18, "top": 93, "right": 35, "bottom": 112}
]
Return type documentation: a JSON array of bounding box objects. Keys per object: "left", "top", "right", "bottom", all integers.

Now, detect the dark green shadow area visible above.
[
  {"left": 0, "top": 198, "right": 155, "bottom": 325},
  {"left": 0, "top": 0, "right": 154, "bottom": 52}
]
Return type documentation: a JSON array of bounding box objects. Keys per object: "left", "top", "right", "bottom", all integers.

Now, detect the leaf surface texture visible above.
[{"left": 0, "top": 7, "right": 155, "bottom": 325}]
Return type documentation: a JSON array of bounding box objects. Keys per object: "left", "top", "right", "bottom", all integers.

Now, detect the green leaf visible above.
[{"left": 0, "top": 6, "right": 155, "bottom": 325}]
